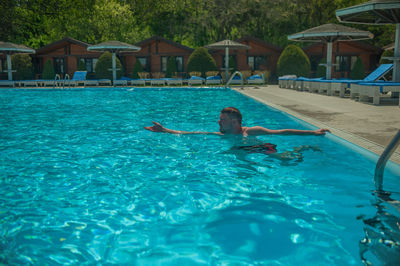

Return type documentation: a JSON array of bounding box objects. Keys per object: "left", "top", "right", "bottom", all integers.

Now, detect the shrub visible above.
[
  {"left": 95, "top": 51, "right": 123, "bottom": 79},
  {"left": 379, "top": 49, "right": 394, "bottom": 64},
  {"left": 42, "top": 59, "right": 56, "bottom": 80},
  {"left": 316, "top": 58, "right": 326, "bottom": 78},
  {"left": 165, "top": 57, "right": 177, "bottom": 78},
  {"left": 350, "top": 57, "right": 365, "bottom": 80},
  {"left": 187, "top": 47, "right": 217, "bottom": 77},
  {"left": 77, "top": 59, "right": 87, "bottom": 71},
  {"left": 277, "top": 44, "right": 310, "bottom": 77},
  {"left": 131, "top": 59, "right": 143, "bottom": 79},
  {"left": 11, "top": 54, "right": 34, "bottom": 80}
]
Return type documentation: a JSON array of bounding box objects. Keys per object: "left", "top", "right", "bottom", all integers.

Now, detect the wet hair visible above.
[{"left": 221, "top": 107, "right": 242, "bottom": 123}]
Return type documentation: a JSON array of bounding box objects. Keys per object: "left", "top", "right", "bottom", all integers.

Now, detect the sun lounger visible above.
[
  {"left": 113, "top": 79, "right": 128, "bottom": 86},
  {"left": 0, "top": 80, "right": 14, "bottom": 87},
  {"left": 84, "top": 80, "right": 99, "bottom": 86},
  {"left": 71, "top": 71, "right": 88, "bottom": 86},
  {"left": 350, "top": 82, "right": 400, "bottom": 105},
  {"left": 130, "top": 79, "right": 147, "bottom": 86},
  {"left": 229, "top": 74, "right": 244, "bottom": 85},
  {"left": 205, "top": 75, "right": 222, "bottom": 85},
  {"left": 16, "top": 80, "right": 38, "bottom": 87},
  {"left": 166, "top": 78, "right": 183, "bottom": 86},
  {"left": 278, "top": 75, "right": 296, "bottom": 89},
  {"left": 150, "top": 79, "right": 166, "bottom": 86},
  {"left": 321, "top": 64, "right": 393, "bottom": 97},
  {"left": 247, "top": 74, "right": 265, "bottom": 85},
  {"left": 187, "top": 76, "right": 204, "bottom": 86}
]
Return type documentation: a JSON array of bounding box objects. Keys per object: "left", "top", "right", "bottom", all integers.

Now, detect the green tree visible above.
[
  {"left": 95, "top": 52, "right": 123, "bottom": 79},
  {"left": 277, "top": 44, "right": 310, "bottom": 77},
  {"left": 380, "top": 49, "right": 394, "bottom": 64},
  {"left": 42, "top": 59, "right": 56, "bottom": 79},
  {"left": 350, "top": 56, "right": 365, "bottom": 80},
  {"left": 165, "top": 57, "right": 177, "bottom": 78},
  {"left": 187, "top": 47, "right": 217, "bottom": 77},
  {"left": 316, "top": 58, "right": 327, "bottom": 78},
  {"left": 131, "top": 59, "right": 143, "bottom": 79},
  {"left": 11, "top": 54, "right": 34, "bottom": 80}
]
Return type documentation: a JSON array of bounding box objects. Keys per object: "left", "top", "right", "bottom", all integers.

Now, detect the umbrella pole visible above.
[
  {"left": 393, "top": 24, "right": 400, "bottom": 82},
  {"left": 225, "top": 47, "right": 229, "bottom": 84},
  {"left": 112, "top": 52, "right": 116, "bottom": 83},
  {"left": 6, "top": 54, "right": 12, "bottom": 81},
  {"left": 326, "top": 42, "right": 333, "bottom": 80}
]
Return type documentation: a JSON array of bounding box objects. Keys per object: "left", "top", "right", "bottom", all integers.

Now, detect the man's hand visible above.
[
  {"left": 314, "top": 128, "right": 330, "bottom": 135},
  {"left": 144, "top": 121, "right": 168, "bottom": 133}
]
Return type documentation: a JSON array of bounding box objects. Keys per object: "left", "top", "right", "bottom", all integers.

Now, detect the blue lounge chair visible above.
[
  {"left": 320, "top": 64, "right": 393, "bottom": 97},
  {"left": 0, "top": 80, "right": 14, "bottom": 87},
  {"left": 278, "top": 75, "right": 296, "bottom": 89},
  {"left": 350, "top": 81, "right": 400, "bottom": 105},
  {"left": 165, "top": 78, "right": 183, "bottom": 86},
  {"left": 71, "top": 71, "right": 88, "bottom": 86},
  {"left": 205, "top": 75, "right": 222, "bottom": 85},
  {"left": 187, "top": 75, "right": 205, "bottom": 86},
  {"left": 247, "top": 74, "right": 265, "bottom": 85}
]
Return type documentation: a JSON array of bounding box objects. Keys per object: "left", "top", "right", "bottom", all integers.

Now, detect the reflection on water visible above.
[{"left": 359, "top": 191, "right": 400, "bottom": 265}]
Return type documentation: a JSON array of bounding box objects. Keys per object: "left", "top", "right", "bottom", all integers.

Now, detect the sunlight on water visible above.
[{"left": 0, "top": 88, "right": 399, "bottom": 264}]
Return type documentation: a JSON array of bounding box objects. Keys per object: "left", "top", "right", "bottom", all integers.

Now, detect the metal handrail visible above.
[
  {"left": 374, "top": 130, "right": 400, "bottom": 191},
  {"left": 63, "top": 73, "right": 70, "bottom": 89},
  {"left": 53, "top": 74, "right": 61, "bottom": 88},
  {"left": 226, "top": 71, "right": 244, "bottom": 86}
]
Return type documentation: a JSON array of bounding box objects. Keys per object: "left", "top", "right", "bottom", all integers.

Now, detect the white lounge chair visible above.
[
  {"left": 350, "top": 82, "right": 400, "bottom": 105},
  {"left": 187, "top": 76, "right": 204, "bottom": 86},
  {"left": 205, "top": 75, "right": 222, "bottom": 85},
  {"left": 247, "top": 74, "right": 265, "bottom": 85},
  {"left": 0, "top": 80, "right": 14, "bottom": 87}
]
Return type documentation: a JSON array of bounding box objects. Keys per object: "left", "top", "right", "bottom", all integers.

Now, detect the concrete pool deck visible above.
[{"left": 234, "top": 85, "right": 400, "bottom": 164}]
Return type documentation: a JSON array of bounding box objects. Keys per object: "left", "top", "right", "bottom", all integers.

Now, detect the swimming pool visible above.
[{"left": 1, "top": 87, "right": 399, "bottom": 265}]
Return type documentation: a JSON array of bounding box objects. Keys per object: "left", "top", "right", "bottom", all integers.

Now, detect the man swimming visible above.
[{"left": 144, "top": 107, "right": 330, "bottom": 137}]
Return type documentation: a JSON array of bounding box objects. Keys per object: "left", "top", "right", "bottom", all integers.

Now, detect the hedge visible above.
[
  {"left": 95, "top": 51, "right": 123, "bottom": 79},
  {"left": 11, "top": 54, "right": 34, "bottom": 80},
  {"left": 277, "top": 44, "right": 310, "bottom": 77},
  {"left": 350, "top": 57, "right": 365, "bottom": 80},
  {"left": 187, "top": 47, "right": 217, "bottom": 77},
  {"left": 42, "top": 59, "right": 56, "bottom": 80}
]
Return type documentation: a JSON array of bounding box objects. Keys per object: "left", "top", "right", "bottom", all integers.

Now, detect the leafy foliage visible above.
[
  {"left": 42, "top": 59, "right": 55, "bottom": 79},
  {"left": 165, "top": 57, "right": 177, "bottom": 78},
  {"left": 350, "top": 57, "right": 365, "bottom": 80},
  {"left": 187, "top": 47, "right": 217, "bottom": 77},
  {"left": 95, "top": 52, "right": 123, "bottom": 79},
  {"left": 2, "top": 0, "right": 394, "bottom": 50},
  {"left": 132, "top": 59, "right": 143, "bottom": 79},
  {"left": 316, "top": 58, "right": 327, "bottom": 78},
  {"left": 11, "top": 54, "right": 34, "bottom": 80},
  {"left": 379, "top": 49, "right": 394, "bottom": 64},
  {"left": 277, "top": 45, "right": 310, "bottom": 77}
]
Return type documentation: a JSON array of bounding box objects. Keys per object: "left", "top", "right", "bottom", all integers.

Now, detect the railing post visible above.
[{"left": 374, "top": 130, "right": 400, "bottom": 191}]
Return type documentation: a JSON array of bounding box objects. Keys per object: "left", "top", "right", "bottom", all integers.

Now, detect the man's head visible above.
[{"left": 218, "top": 107, "right": 242, "bottom": 134}]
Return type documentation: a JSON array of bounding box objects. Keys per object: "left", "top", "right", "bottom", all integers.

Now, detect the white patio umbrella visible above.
[
  {"left": 0, "top": 41, "right": 35, "bottom": 81},
  {"left": 205, "top": 40, "right": 250, "bottom": 83},
  {"left": 288, "top": 24, "right": 373, "bottom": 79},
  {"left": 87, "top": 41, "right": 141, "bottom": 82},
  {"left": 336, "top": 0, "right": 400, "bottom": 82}
]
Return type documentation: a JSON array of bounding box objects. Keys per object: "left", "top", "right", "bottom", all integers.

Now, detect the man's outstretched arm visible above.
[
  {"left": 246, "top": 126, "right": 330, "bottom": 136},
  {"left": 144, "top": 122, "right": 221, "bottom": 135}
]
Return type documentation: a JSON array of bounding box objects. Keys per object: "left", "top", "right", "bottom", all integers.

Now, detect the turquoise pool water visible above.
[{"left": 1, "top": 87, "right": 399, "bottom": 265}]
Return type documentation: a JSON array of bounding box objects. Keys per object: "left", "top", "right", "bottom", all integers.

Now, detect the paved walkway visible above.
[{"left": 234, "top": 85, "right": 400, "bottom": 164}]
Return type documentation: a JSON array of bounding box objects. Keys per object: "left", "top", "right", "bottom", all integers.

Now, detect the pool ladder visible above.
[
  {"left": 374, "top": 129, "right": 400, "bottom": 191},
  {"left": 226, "top": 71, "right": 244, "bottom": 87},
  {"left": 53, "top": 74, "right": 71, "bottom": 89}
]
